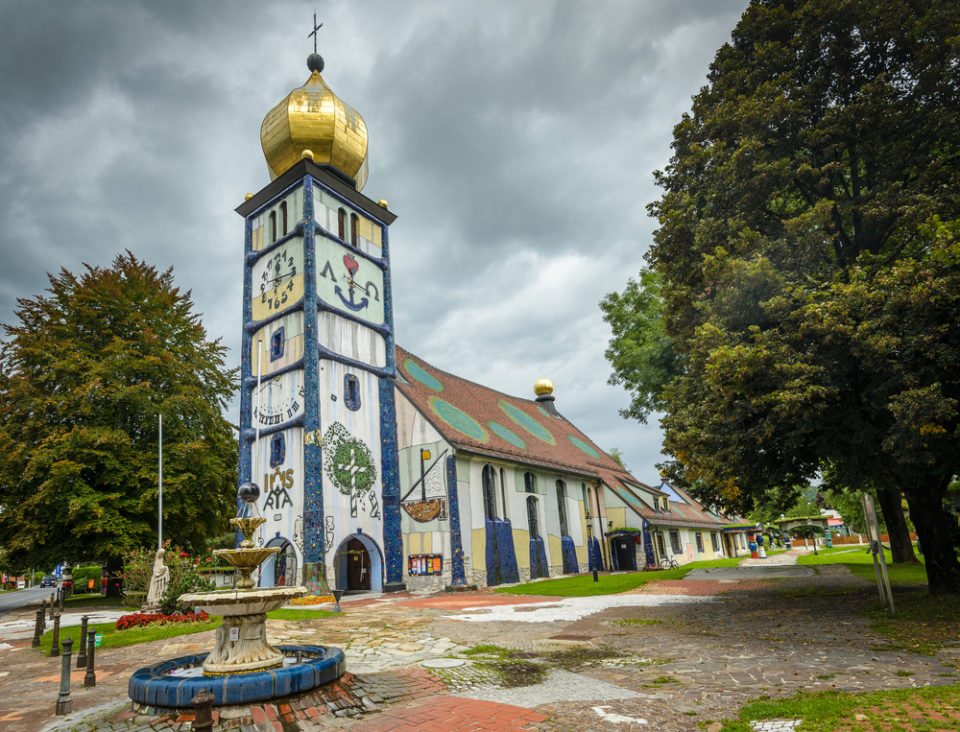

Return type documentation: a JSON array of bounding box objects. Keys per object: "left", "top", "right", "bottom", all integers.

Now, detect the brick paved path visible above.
[{"left": 0, "top": 560, "right": 956, "bottom": 732}]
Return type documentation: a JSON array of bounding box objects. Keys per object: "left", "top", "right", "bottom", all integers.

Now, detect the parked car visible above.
[{"left": 40, "top": 575, "right": 56, "bottom": 587}]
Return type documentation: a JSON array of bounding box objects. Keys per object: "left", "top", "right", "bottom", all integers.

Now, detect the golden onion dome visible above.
[
  {"left": 534, "top": 378, "right": 554, "bottom": 397},
  {"left": 260, "top": 55, "right": 368, "bottom": 190}
]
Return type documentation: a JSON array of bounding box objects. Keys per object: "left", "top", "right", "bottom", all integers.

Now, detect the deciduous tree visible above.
[
  {"left": 604, "top": 0, "right": 960, "bottom": 592},
  {"left": 0, "top": 253, "right": 238, "bottom": 586}
]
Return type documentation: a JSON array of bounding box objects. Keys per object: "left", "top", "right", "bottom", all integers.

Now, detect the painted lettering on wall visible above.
[{"left": 263, "top": 468, "right": 295, "bottom": 510}]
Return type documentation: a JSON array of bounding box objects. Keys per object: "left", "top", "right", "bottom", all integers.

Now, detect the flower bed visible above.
[
  {"left": 115, "top": 611, "right": 210, "bottom": 631},
  {"left": 289, "top": 595, "right": 335, "bottom": 606}
]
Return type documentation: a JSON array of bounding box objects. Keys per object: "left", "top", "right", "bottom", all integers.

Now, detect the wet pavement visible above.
[{"left": 0, "top": 549, "right": 957, "bottom": 731}]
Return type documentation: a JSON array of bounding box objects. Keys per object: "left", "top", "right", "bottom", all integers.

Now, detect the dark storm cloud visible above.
[{"left": 0, "top": 0, "right": 750, "bottom": 480}]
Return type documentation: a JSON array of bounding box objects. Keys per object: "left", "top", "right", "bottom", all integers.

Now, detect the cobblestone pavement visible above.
[{"left": 0, "top": 554, "right": 956, "bottom": 732}]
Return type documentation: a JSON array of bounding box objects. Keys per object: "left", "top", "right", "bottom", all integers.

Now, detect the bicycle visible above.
[{"left": 660, "top": 556, "right": 679, "bottom": 569}]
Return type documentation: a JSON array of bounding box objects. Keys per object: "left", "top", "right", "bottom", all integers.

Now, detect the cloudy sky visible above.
[{"left": 0, "top": 0, "right": 749, "bottom": 483}]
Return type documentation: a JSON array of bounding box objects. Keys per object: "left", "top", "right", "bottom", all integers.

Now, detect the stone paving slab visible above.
[
  {"left": 449, "top": 666, "right": 642, "bottom": 707},
  {"left": 685, "top": 566, "right": 814, "bottom": 580}
]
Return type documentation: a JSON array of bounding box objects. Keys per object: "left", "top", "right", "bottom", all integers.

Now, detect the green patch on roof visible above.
[
  {"left": 404, "top": 359, "right": 443, "bottom": 392},
  {"left": 537, "top": 406, "right": 550, "bottom": 417},
  {"left": 488, "top": 421, "right": 526, "bottom": 450},
  {"left": 498, "top": 400, "right": 555, "bottom": 445},
  {"left": 568, "top": 435, "right": 600, "bottom": 459},
  {"left": 431, "top": 397, "right": 487, "bottom": 442}
]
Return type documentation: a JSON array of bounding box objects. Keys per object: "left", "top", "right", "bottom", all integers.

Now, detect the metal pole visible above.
[
  {"left": 50, "top": 612, "right": 61, "bottom": 656},
  {"left": 158, "top": 413, "right": 163, "bottom": 550},
  {"left": 76, "top": 616, "right": 89, "bottom": 668},
  {"left": 55, "top": 638, "right": 73, "bottom": 715},
  {"left": 32, "top": 608, "right": 43, "bottom": 648},
  {"left": 191, "top": 690, "right": 215, "bottom": 732},
  {"left": 83, "top": 629, "right": 96, "bottom": 687}
]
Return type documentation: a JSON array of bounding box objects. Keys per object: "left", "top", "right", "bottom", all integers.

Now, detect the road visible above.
[{"left": 0, "top": 586, "right": 56, "bottom": 614}]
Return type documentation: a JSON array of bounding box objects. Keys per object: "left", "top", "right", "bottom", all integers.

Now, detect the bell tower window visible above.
[
  {"left": 344, "top": 373, "right": 361, "bottom": 411},
  {"left": 269, "top": 211, "right": 277, "bottom": 243},
  {"left": 280, "top": 201, "right": 288, "bottom": 236},
  {"left": 270, "top": 433, "right": 285, "bottom": 468},
  {"left": 270, "top": 327, "right": 285, "bottom": 361},
  {"left": 350, "top": 213, "right": 359, "bottom": 247},
  {"left": 337, "top": 207, "right": 346, "bottom": 240}
]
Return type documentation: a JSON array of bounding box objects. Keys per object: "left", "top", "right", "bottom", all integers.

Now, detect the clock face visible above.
[
  {"left": 252, "top": 370, "right": 305, "bottom": 428},
  {"left": 252, "top": 239, "right": 304, "bottom": 321},
  {"left": 315, "top": 237, "right": 384, "bottom": 326}
]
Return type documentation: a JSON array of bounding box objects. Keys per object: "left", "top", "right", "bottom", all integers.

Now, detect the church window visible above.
[
  {"left": 344, "top": 374, "right": 360, "bottom": 411},
  {"left": 499, "top": 467, "right": 508, "bottom": 518},
  {"left": 270, "top": 433, "right": 285, "bottom": 467},
  {"left": 711, "top": 532, "right": 721, "bottom": 552},
  {"left": 350, "top": 213, "right": 359, "bottom": 247},
  {"left": 337, "top": 208, "right": 346, "bottom": 240},
  {"left": 556, "top": 480, "right": 568, "bottom": 536},
  {"left": 526, "top": 496, "right": 540, "bottom": 538},
  {"left": 669, "top": 530, "right": 682, "bottom": 554},
  {"left": 695, "top": 532, "right": 704, "bottom": 553},
  {"left": 270, "top": 327, "right": 285, "bottom": 361},
  {"left": 656, "top": 532, "right": 666, "bottom": 558},
  {"left": 269, "top": 211, "right": 277, "bottom": 243},
  {"left": 581, "top": 482, "right": 591, "bottom": 518},
  {"left": 482, "top": 464, "right": 497, "bottom": 520},
  {"left": 524, "top": 471, "right": 536, "bottom": 493},
  {"left": 280, "top": 201, "right": 288, "bottom": 236}
]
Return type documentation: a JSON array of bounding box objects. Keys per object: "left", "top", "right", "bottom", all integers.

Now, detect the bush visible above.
[
  {"left": 115, "top": 610, "right": 209, "bottom": 631},
  {"left": 32, "top": 570, "right": 45, "bottom": 584},
  {"left": 123, "top": 543, "right": 215, "bottom": 612},
  {"left": 71, "top": 565, "right": 102, "bottom": 590}
]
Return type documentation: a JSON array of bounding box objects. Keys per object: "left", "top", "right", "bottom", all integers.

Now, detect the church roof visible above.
[
  {"left": 393, "top": 347, "right": 730, "bottom": 531},
  {"left": 394, "top": 347, "right": 628, "bottom": 480}
]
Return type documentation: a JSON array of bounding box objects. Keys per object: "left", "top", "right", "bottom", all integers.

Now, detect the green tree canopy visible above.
[
  {"left": 0, "top": 253, "right": 238, "bottom": 577},
  {"left": 604, "top": 0, "right": 960, "bottom": 593}
]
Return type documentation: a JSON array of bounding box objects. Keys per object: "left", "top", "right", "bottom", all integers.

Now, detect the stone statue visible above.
[{"left": 144, "top": 548, "right": 170, "bottom": 608}]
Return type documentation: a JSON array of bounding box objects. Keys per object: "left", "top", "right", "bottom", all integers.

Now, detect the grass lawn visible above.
[
  {"left": 495, "top": 557, "right": 742, "bottom": 597},
  {"left": 39, "top": 616, "right": 222, "bottom": 653},
  {"left": 718, "top": 684, "right": 960, "bottom": 731},
  {"left": 266, "top": 608, "right": 338, "bottom": 620},
  {"left": 63, "top": 593, "right": 123, "bottom": 608}
]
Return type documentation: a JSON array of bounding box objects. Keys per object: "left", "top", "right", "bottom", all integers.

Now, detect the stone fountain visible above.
[{"left": 128, "top": 484, "right": 345, "bottom": 711}]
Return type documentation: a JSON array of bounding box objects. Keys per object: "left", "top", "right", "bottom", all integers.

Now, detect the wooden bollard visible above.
[
  {"left": 76, "top": 616, "right": 89, "bottom": 669},
  {"left": 83, "top": 629, "right": 96, "bottom": 687},
  {"left": 50, "top": 612, "right": 61, "bottom": 657},
  {"left": 39, "top": 599, "right": 47, "bottom": 631},
  {"left": 192, "top": 690, "right": 215, "bottom": 732},
  {"left": 55, "top": 638, "right": 73, "bottom": 715}
]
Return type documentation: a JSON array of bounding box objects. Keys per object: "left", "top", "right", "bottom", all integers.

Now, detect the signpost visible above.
[{"left": 862, "top": 493, "right": 895, "bottom": 613}]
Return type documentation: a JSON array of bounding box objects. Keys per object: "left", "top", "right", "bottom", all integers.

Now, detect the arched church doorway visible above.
[
  {"left": 259, "top": 537, "right": 299, "bottom": 588},
  {"left": 333, "top": 532, "right": 384, "bottom": 593}
]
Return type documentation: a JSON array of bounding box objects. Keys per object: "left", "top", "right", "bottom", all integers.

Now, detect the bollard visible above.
[
  {"left": 50, "top": 593, "right": 56, "bottom": 621},
  {"left": 32, "top": 608, "right": 43, "bottom": 648},
  {"left": 50, "top": 612, "right": 61, "bottom": 657},
  {"left": 55, "top": 638, "right": 73, "bottom": 715},
  {"left": 40, "top": 599, "right": 47, "bottom": 631},
  {"left": 58, "top": 586, "right": 64, "bottom": 612},
  {"left": 76, "top": 616, "right": 89, "bottom": 669},
  {"left": 593, "top": 569, "right": 599, "bottom": 582},
  {"left": 191, "top": 690, "right": 215, "bottom": 732},
  {"left": 83, "top": 629, "right": 96, "bottom": 687}
]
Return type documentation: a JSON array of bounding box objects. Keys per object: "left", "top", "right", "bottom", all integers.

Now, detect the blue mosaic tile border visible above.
[
  {"left": 528, "top": 536, "right": 548, "bottom": 579},
  {"left": 496, "top": 519, "right": 520, "bottom": 584},
  {"left": 301, "top": 176, "right": 325, "bottom": 568},
  {"left": 589, "top": 536, "right": 605, "bottom": 571},
  {"left": 127, "top": 645, "right": 345, "bottom": 709},
  {"left": 560, "top": 535, "right": 579, "bottom": 574},
  {"left": 445, "top": 455, "right": 466, "bottom": 585}
]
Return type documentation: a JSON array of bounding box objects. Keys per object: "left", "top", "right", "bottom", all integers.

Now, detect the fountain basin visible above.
[
  {"left": 128, "top": 645, "right": 345, "bottom": 710},
  {"left": 179, "top": 586, "right": 307, "bottom": 616}
]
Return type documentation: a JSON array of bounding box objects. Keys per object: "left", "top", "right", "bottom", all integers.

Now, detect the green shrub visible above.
[{"left": 71, "top": 565, "right": 103, "bottom": 590}]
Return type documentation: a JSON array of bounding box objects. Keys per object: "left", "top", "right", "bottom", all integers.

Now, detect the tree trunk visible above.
[
  {"left": 105, "top": 555, "right": 123, "bottom": 598},
  {"left": 874, "top": 481, "right": 918, "bottom": 564},
  {"left": 904, "top": 478, "right": 960, "bottom": 595}
]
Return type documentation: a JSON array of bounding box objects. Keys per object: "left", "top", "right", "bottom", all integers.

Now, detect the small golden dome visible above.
[
  {"left": 244, "top": 193, "right": 254, "bottom": 201},
  {"left": 260, "top": 64, "right": 368, "bottom": 190},
  {"left": 534, "top": 378, "right": 554, "bottom": 397}
]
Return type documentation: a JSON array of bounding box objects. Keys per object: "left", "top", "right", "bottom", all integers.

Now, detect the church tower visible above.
[{"left": 235, "top": 45, "right": 404, "bottom": 593}]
